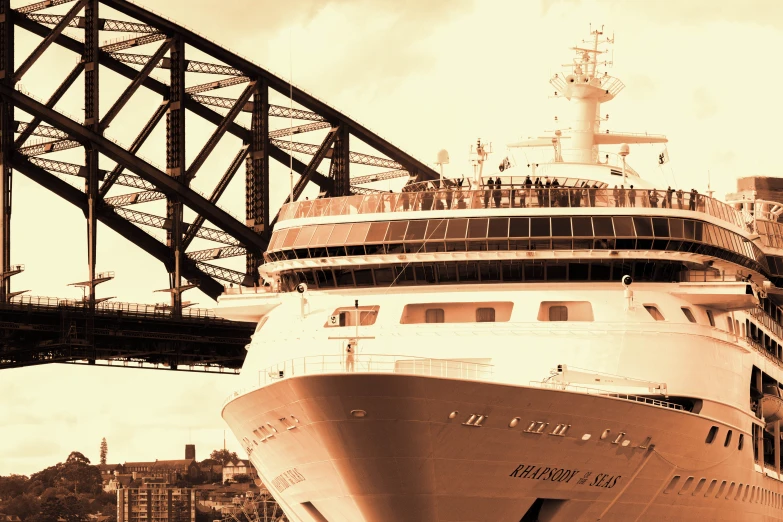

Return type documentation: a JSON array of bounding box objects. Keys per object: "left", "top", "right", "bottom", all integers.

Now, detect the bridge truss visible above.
[{"left": 0, "top": 0, "right": 438, "bottom": 315}]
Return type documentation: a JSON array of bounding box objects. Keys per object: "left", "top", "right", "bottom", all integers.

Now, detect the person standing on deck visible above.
[
  {"left": 494, "top": 176, "right": 502, "bottom": 208},
  {"left": 345, "top": 341, "right": 355, "bottom": 372},
  {"left": 484, "top": 177, "right": 493, "bottom": 208}
]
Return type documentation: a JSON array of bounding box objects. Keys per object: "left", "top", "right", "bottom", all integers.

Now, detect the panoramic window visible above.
[
  {"left": 644, "top": 305, "right": 665, "bottom": 321},
  {"left": 401, "top": 302, "right": 513, "bottom": 324},
  {"left": 325, "top": 306, "right": 379, "bottom": 327},
  {"left": 681, "top": 307, "right": 697, "bottom": 323},
  {"left": 538, "top": 301, "right": 594, "bottom": 322}
]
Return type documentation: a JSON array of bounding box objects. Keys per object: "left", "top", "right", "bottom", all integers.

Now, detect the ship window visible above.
[
  {"left": 693, "top": 478, "right": 707, "bottom": 495},
  {"left": 538, "top": 301, "right": 594, "bottom": 322},
  {"left": 476, "top": 308, "right": 496, "bottom": 322},
  {"left": 633, "top": 217, "right": 653, "bottom": 237},
  {"left": 346, "top": 222, "right": 371, "bottom": 244},
  {"left": 325, "top": 306, "right": 379, "bottom": 327},
  {"left": 385, "top": 221, "right": 408, "bottom": 241},
  {"left": 425, "top": 308, "right": 445, "bottom": 323},
  {"left": 425, "top": 219, "right": 447, "bottom": 240},
  {"left": 530, "top": 217, "right": 550, "bottom": 237},
  {"left": 508, "top": 217, "right": 530, "bottom": 237},
  {"left": 644, "top": 305, "right": 664, "bottom": 321},
  {"left": 681, "top": 307, "right": 697, "bottom": 323},
  {"left": 706, "top": 310, "right": 715, "bottom": 327},
  {"left": 551, "top": 217, "right": 572, "bottom": 236},
  {"left": 613, "top": 217, "right": 635, "bottom": 237},
  {"left": 571, "top": 217, "right": 593, "bottom": 236},
  {"left": 679, "top": 476, "right": 694, "bottom": 495},
  {"left": 404, "top": 220, "right": 427, "bottom": 241},
  {"left": 445, "top": 219, "right": 468, "bottom": 239},
  {"left": 724, "top": 429, "right": 732, "bottom": 447},
  {"left": 738, "top": 433, "right": 744, "bottom": 451},
  {"left": 467, "top": 218, "right": 489, "bottom": 238},
  {"left": 706, "top": 426, "right": 718, "bottom": 444},
  {"left": 727, "top": 317, "right": 734, "bottom": 334},
  {"left": 549, "top": 306, "right": 568, "bottom": 321}
]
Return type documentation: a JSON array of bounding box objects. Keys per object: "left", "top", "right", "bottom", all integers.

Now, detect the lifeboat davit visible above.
[{"left": 762, "top": 385, "right": 783, "bottom": 424}]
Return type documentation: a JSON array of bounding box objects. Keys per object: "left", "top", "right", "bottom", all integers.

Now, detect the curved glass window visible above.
[
  {"left": 488, "top": 218, "right": 509, "bottom": 238},
  {"left": 385, "top": 221, "right": 408, "bottom": 241},
  {"left": 329, "top": 223, "right": 352, "bottom": 244},
  {"left": 468, "top": 218, "right": 489, "bottom": 238},
  {"left": 426, "top": 219, "right": 447, "bottom": 240},
  {"left": 346, "top": 222, "right": 371, "bottom": 244},
  {"left": 366, "top": 222, "right": 389, "bottom": 243},
  {"left": 531, "top": 217, "right": 550, "bottom": 237},
  {"left": 405, "top": 220, "right": 427, "bottom": 241},
  {"left": 446, "top": 219, "right": 468, "bottom": 239},
  {"left": 509, "top": 217, "right": 530, "bottom": 237},
  {"left": 613, "top": 217, "right": 634, "bottom": 237},
  {"left": 551, "top": 217, "right": 572, "bottom": 237},
  {"left": 633, "top": 217, "right": 653, "bottom": 237}
]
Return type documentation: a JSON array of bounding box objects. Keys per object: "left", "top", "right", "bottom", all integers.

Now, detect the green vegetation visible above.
[{"left": 0, "top": 452, "right": 114, "bottom": 522}]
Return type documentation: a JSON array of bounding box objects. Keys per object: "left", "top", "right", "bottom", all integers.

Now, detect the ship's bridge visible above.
[{"left": 254, "top": 180, "right": 783, "bottom": 294}]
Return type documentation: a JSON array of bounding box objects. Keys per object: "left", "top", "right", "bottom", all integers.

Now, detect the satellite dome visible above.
[
  {"left": 436, "top": 149, "right": 450, "bottom": 165},
  {"left": 619, "top": 143, "right": 630, "bottom": 157}
]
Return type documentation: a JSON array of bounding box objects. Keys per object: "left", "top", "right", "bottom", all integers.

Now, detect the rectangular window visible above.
[
  {"left": 476, "top": 308, "right": 496, "bottom": 322},
  {"left": 644, "top": 305, "right": 665, "bottom": 321},
  {"left": 681, "top": 307, "right": 697, "bottom": 323},
  {"left": 549, "top": 305, "right": 568, "bottom": 321},
  {"left": 727, "top": 317, "right": 734, "bottom": 334},
  {"left": 425, "top": 309, "right": 445, "bottom": 323},
  {"left": 706, "top": 309, "right": 715, "bottom": 327}
]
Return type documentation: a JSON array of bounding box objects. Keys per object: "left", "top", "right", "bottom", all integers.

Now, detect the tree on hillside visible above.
[
  {"left": 100, "top": 438, "right": 108, "bottom": 465},
  {"left": 209, "top": 449, "right": 238, "bottom": 466}
]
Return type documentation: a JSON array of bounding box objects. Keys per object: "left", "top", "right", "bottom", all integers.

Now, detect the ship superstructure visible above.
[{"left": 218, "top": 28, "right": 783, "bottom": 521}]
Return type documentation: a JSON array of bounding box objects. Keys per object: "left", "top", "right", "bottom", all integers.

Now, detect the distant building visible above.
[
  {"left": 222, "top": 459, "right": 258, "bottom": 483},
  {"left": 117, "top": 478, "right": 195, "bottom": 522},
  {"left": 122, "top": 459, "right": 200, "bottom": 483},
  {"left": 184, "top": 444, "right": 195, "bottom": 461}
]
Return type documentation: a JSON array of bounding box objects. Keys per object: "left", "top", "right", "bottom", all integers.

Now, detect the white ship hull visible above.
[{"left": 223, "top": 372, "right": 783, "bottom": 521}]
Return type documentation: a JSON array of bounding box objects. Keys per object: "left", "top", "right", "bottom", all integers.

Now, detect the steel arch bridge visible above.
[{"left": 0, "top": 0, "right": 439, "bottom": 313}]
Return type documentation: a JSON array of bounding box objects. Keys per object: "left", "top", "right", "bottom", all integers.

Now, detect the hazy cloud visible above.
[{"left": 692, "top": 87, "right": 719, "bottom": 119}]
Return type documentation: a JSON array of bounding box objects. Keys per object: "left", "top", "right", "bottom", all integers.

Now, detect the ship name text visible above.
[{"left": 509, "top": 465, "right": 622, "bottom": 488}]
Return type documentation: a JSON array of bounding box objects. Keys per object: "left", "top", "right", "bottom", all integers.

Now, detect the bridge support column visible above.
[
  {"left": 166, "top": 36, "right": 186, "bottom": 317},
  {"left": 244, "top": 80, "right": 268, "bottom": 287},
  {"left": 329, "top": 125, "right": 350, "bottom": 197},
  {"left": 0, "top": 0, "right": 12, "bottom": 303},
  {"left": 84, "top": 0, "right": 99, "bottom": 314}
]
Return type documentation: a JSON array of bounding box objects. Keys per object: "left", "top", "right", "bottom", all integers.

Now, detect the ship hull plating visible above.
[{"left": 223, "top": 373, "right": 780, "bottom": 521}]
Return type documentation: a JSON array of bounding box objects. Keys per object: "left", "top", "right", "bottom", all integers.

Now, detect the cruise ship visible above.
[{"left": 218, "top": 28, "right": 783, "bottom": 521}]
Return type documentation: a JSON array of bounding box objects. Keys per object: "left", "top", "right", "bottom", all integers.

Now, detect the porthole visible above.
[{"left": 706, "top": 425, "right": 718, "bottom": 444}]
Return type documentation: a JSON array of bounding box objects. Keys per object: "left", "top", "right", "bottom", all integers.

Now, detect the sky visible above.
[{"left": 3, "top": 0, "right": 783, "bottom": 475}]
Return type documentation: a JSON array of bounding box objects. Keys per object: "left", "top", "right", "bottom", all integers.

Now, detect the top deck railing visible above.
[
  {"left": 4, "top": 295, "right": 223, "bottom": 321},
  {"left": 278, "top": 184, "right": 746, "bottom": 231}
]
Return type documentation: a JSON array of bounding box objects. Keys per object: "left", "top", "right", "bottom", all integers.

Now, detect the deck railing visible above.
[
  {"left": 278, "top": 186, "right": 746, "bottom": 231},
  {"left": 529, "top": 381, "right": 684, "bottom": 410},
  {"left": 257, "top": 354, "right": 494, "bottom": 387}
]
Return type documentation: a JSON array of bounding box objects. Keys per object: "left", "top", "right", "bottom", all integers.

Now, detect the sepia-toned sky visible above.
[{"left": 2, "top": 0, "right": 783, "bottom": 475}]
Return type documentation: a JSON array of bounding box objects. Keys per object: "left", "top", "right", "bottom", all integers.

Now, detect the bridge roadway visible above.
[{"left": 0, "top": 296, "right": 253, "bottom": 372}]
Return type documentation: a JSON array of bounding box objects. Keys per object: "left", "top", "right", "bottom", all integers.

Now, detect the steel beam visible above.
[
  {"left": 17, "top": 138, "right": 79, "bottom": 156},
  {"left": 84, "top": 0, "right": 99, "bottom": 313},
  {"left": 14, "top": 121, "right": 69, "bottom": 140},
  {"left": 183, "top": 144, "right": 248, "bottom": 250},
  {"left": 330, "top": 125, "right": 350, "bottom": 196},
  {"left": 166, "top": 35, "right": 186, "bottom": 316},
  {"left": 17, "top": 0, "right": 76, "bottom": 14},
  {"left": 350, "top": 168, "right": 408, "bottom": 185},
  {"left": 111, "top": 207, "right": 239, "bottom": 246},
  {"left": 245, "top": 82, "right": 268, "bottom": 285},
  {"left": 100, "top": 32, "right": 164, "bottom": 53},
  {"left": 101, "top": 0, "right": 440, "bottom": 181},
  {"left": 13, "top": 0, "right": 86, "bottom": 83},
  {"left": 185, "top": 76, "right": 249, "bottom": 95},
  {"left": 99, "top": 38, "right": 172, "bottom": 132},
  {"left": 268, "top": 104, "right": 324, "bottom": 121},
  {"left": 186, "top": 245, "right": 245, "bottom": 262},
  {"left": 23, "top": 13, "right": 157, "bottom": 33},
  {"left": 270, "top": 138, "right": 403, "bottom": 170},
  {"left": 0, "top": 86, "right": 264, "bottom": 250},
  {"left": 196, "top": 262, "right": 244, "bottom": 286},
  {"left": 185, "top": 81, "right": 255, "bottom": 183},
  {"left": 14, "top": 62, "right": 83, "bottom": 147},
  {"left": 269, "top": 121, "right": 331, "bottom": 139},
  {"left": 104, "top": 190, "right": 163, "bottom": 207},
  {"left": 11, "top": 154, "right": 225, "bottom": 298},
  {"left": 99, "top": 101, "right": 168, "bottom": 197},
  {"left": 107, "top": 52, "right": 244, "bottom": 76},
  {"left": 291, "top": 127, "right": 339, "bottom": 202},
  {"left": 28, "top": 157, "right": 106, "bottom": 180},
  {"left": 0, "top": 0, "right": 12, "bottom": 302}
]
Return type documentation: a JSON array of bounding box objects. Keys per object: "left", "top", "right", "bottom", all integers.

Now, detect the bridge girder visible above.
[{"left": 0, "top": 0, "right": 438, "bottom": 315}]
